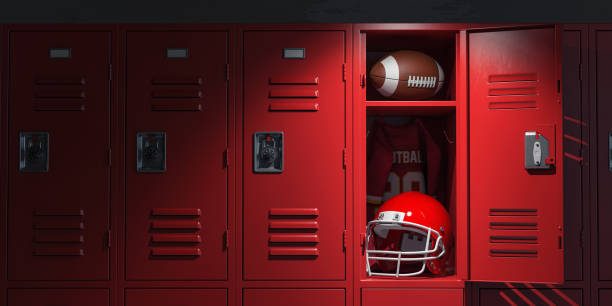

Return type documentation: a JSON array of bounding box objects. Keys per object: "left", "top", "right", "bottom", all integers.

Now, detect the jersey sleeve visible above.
[
  {"left": 416, "top": 118, "right": 442, "bottom": 197},
  {"left": 366, "top": 120, "right": 392, "bottom": 205}
]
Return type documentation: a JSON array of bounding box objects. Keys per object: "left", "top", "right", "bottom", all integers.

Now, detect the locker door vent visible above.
[
  {"left": 488, "top": 208, "right": 539, "bottom": 258},
  {"left": 267, "top": 76, "right": 320, "bottom": 111},
  {"left": 487, "top": 73, "right": 538, "bottom": 110},
  {"left": 33, "top": 76, "right": 86, "bottom": 111},
  {"left": 149, "top": 208, "right": 202, "bottom": 257},
  {"left": 32, "top": 208, "right": 85, "bottom": 256},
  {"left": 268, "top": 208, "right": 320, "bottom": 257},
  {"left": 150, "top": 76, "right": 203, "bottom": 111}
]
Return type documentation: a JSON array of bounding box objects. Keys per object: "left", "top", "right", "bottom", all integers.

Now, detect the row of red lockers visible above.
[{"left": 0, "top": 24, "right": 564, "bottom": 306}]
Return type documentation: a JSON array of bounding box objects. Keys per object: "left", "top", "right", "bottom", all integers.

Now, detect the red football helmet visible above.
[{"left": 366, "top": 191, "right": 452, "bottom": 277}]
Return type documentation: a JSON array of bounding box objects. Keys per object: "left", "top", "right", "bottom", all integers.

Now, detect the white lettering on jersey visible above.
[{"left": 392, "top": 150, "right": 422, "bottom": 164}]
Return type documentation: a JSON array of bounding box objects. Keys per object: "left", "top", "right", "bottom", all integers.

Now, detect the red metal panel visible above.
[
  {"left": 243, "top": 30, "right": 346, "bottom": 280},
  {"left": 125, "top": 31, "right": 228, "bottom": 280},
  {"left": 362, "top": 288, "right": 463, "bottom": 306},
  {"left": 126, "top": 289, "right": 227, "bottom": 306},
  {"left": 8, "top": 31, "right": 111, "bottom": 280},
  {"left": 477, "top": 287, "right": 581, "bottom": 305},
  {"left": 8, "top": 289, "right": 108, "bottom": 306},
  {"left": 243, "top": 289, "right": 345, "bottom": 306},
  {"left": 561, "top": 26, "right": 588, "bottom": 282},
  {"left": 595, "top": 29, "right": 612, "bottom": 282},
  {"left": 469, "top": 27, "right": 564, "bottom": 283}
]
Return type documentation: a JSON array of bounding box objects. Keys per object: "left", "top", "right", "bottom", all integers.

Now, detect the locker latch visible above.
[
  {"left": 136, "top": 132, "right": 166, "bottom": 173},
  {"left": 253, "top": 132, "right": 283, "bottom": 173},
  {"left": 19, "top": 132, "right": 49, "bottom": 172},
  {"left": 525, "top": 131, "right": 553, "bottom": 169}
]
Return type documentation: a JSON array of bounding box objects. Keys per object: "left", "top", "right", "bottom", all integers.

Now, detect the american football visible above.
[{"left": 369, "top": 50, "right": 445, "bottom": 100}]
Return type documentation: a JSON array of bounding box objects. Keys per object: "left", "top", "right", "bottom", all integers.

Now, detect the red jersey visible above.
[{"left": 366, "top": 118, "right": 441, "bottom": 212}]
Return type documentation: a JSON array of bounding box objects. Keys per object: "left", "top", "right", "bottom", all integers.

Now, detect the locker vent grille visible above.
[
  {"left": 150, "top": 77, "right": 203, "bottom": 111},
  {"left": 33, "top": 76, "right": 86, "bottom": 111},
  {"left": 488, "top": 208, "right": 538, "bottom": 258},
  {"left": 267, "top": 76, "right": 320, "bottom": 111},
  {"left": 32, "top": 208, "right": 85, "bottom": 256},
  {"left": 268, "top": 208, "right": 320, "bottom": 257},
  {"left": 487, "top": 73, "right": 538, "bottom": 110},
  {"left": 149, "top": 208, "right": 202, "bottom": 257}
]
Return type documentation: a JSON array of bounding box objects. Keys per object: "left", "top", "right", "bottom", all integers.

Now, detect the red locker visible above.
[
  {"left": 125, "top": 289, "right": 227, "bottom": 306},
  {"left": 8, "top": 289, "right": 109, "bottom": 306},
  {"left": 125, "top": 31, "right": 229, "bottom": 280},
  {"left": 243, "top": 289, "right": 345, "bottom": 306},
  {"left": 242, "top": 30, "right": 347, "bottom": 280},
  {"left": 477, "top": 287, "right": 582, "bottom": 305},
  {"left": 595, "top": 28, "right": 612, "bottom": 282},
  {"left": 469, "top": 26, "right": 564, "bottom": 283},
  {"left": 7, "top": 31, "right": 111, "bottom": 280},
  {"left": 362, "top": 288, "right": 463, "bottom": 306}
]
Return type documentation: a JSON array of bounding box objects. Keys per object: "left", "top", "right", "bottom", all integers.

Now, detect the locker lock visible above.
[
  {"left": 253, "top": 132, "right": 283, "bottom": 173},
  {"left": 19, "top": 132, "right": 49, "bottom": 172},
  {"left": 525, "top": 131, "right": 552, "bottom": 170},
  {"left": 137, "top": 132, "right": 166, "bottom": 173}
]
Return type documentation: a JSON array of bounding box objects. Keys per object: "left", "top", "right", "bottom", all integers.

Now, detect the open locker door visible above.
[{"left": 469, "top": 25, "right": 563, "bottom": 283}]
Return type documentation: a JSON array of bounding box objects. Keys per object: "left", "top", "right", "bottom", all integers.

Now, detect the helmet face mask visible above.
[
  {"left": 364, "top": 192, "right": 452, "bottom": 278},
  {"left": 366, "top": 218, "right": 446, "bottom": 277}
]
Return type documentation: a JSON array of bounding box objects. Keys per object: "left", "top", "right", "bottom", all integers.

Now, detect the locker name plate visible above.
[
  {"left": 254, "top": 132, "right": 283, "bottom": 173},
  {"left": 167, "top": 48, "right": 189, "bottom": 59},
  {"left": 49, "top": 48, "right": 71, "bottom": 59},
  {"left": 137, "top": 132, "right": 166, "bottom": 173},
  {"left": 19, "top": 132, "right": 49, "bottom": 172},
  {"left": 525, "top": 131, "right": 551, "bottom": 169},
  {"left": 283, "top": 48, "right": 305, "bottom": 59}
]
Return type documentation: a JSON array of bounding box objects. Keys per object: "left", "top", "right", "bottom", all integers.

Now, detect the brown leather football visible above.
[{"left": 369, "top": 50, "right": 445, "bottom": 100}]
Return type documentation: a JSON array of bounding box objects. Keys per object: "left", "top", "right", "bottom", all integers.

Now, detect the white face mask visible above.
[{"left": 365, "top": 211, "right": 446, "bottom": 278}]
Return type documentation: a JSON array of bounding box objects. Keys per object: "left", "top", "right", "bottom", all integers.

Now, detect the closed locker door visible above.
[
  {"left": 469, "top": 26, "right": 564, "bottom": 283},
  {"left": 243, "top": 31, "right": 346, "bottom": 280},
  {"left": 595, "top": 28, "right": 612, "bottom": 282},
  {"left": 8, "top": 289, "right": 109, "bottom": 306},
  {"left": 243, "top": 289, "right": 345, "bottom": 306},
  {"left": 8, "top": 31, "right": 111, "bottom": 280},
  {"left": 125, "top": 289, "right": 227, "bottom": 306},
  {"left": 125, "top": 31, "right": 228, "bottom": 280}
]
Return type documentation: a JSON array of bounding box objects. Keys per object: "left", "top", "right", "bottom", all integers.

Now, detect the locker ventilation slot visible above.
[
  {"left": 33, "top": 76, "right": 87, "bottom": 111},
  {"left": 149, "top": 208, "right": 202, "bottom": 257},
  {"left": 268, "top": 208, "right": 320, "bottom": 258},
  {"left": 32, "top": 208, "right": 85, "bottom": 256},
  {"left": 487, "top": 73, "right": 538, "bottom": 110},
  {"left": 150, "top": 77, "right": 203, "bottom": 111},
  {"left": 268, "top": 75, "right": 320, "bottom": 111},
  {"left": 488, "top": 208, "right": 539, "bottom": 258}
]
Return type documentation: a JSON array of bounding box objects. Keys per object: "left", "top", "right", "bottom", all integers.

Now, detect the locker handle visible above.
[
  {"left": 269, "top": 89, "right": 318, "bottom": 99},
  {"left": 269, "top": 76, "right": 319, "bottom": 85},
  {"left": 152, "top": 76, "right": 203, "bottom": 85}
]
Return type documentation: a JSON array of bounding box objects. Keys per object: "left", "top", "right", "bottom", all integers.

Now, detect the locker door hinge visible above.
[
  {"left": 342, "top": 148, "right": 349, "bottom": 168},
  {"left": 108, "top": 64, "right": 112, "bottom": 81},
  {"left": 106, "top": 229, "right": 111, "bottom": 249},
  {"left": 360, "top": 233, "right": 366, "bottom": 255},
  {"left": 360, "top": 74, "right": 366, "bottom": 88},
  {"left": 226, "top": 63, "right": 230, "bottom": 82},
  {"left": 223, "top": 148, "right": 230, "bottom": 168},
  {"left": 224, "top": 229, "right": 230, "bottom": 250},
  {"left": 342, "top": 63, "right": 347, "bottom": 81},
  {"left": 107, "top": 148, "right": 112, "bottom": 167},
  {"left": 342, "top": 229, "right": 348, "bottom": 251},
  {"left": 579, "top": 226, "right": 584, "bottom": 249}
]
